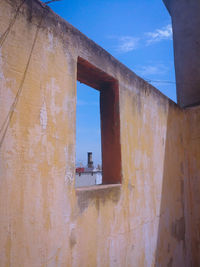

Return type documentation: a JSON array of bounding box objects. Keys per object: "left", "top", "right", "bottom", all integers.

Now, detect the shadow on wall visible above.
[
  {"left": 185, "top": 108, "right": 200, "bottom": 267},
  {"left": 155, "top": 104, "right": 189, "bottom": 267}
]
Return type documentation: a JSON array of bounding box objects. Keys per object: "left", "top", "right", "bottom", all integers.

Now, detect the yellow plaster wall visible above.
[
  {"left": 119, "top": 89, "right": 188, "bottom": 267},
  {"left": 0, "top": 1, "right": 77, "bottom": 266},
  {"left": 0, "top": 1, "right": 199, "bottom": 266}
]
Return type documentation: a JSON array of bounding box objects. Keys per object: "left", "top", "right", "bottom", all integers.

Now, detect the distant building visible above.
[{"left": 75, "top": 152, "right": 102, "bottom": 187}]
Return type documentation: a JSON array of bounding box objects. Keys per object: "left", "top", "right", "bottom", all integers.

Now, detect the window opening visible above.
[
  {"left": 75, "top": 57, "right": 122, "bottom": 187},
  {"left": 75, "top": 82, "right": 102, "bottom": 187}
]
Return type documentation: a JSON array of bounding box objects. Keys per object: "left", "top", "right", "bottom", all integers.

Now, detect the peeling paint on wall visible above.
[
  {"left": 64, "top": 145, "right": 74, "bottom": 185},
  {"left": 40, "top": 101, "right": 48, "bottom": 129},
  {"left": 0, "top": 0, "right": 200, "bottom": 266}
]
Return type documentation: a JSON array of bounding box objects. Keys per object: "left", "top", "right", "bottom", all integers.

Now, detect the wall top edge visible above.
[{"left": 5, "top": 0, "right": 178, "bottom": 108}]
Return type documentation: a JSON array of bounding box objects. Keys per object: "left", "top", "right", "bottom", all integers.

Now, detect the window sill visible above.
[
  {"left": 75, "top": 183, "right": 121, "bottom": 192},
  {"left": 75, "top": 184, "right": 121, "bottom": 213}
]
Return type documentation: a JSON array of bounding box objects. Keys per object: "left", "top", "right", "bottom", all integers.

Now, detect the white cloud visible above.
[
  {"left": 107, "top": 35, "right": 139, "bottom": 53},
  {"left": 146, "top": 24, "right": 172, "bottom": 45},
  {"left": 116, "top": 36, "right": 139, "bottom": 53},
  {"left": 136, "top": 64, "right": 168, "bottom": 76},
  {"left": 107, "top": 23, "right": 172, "bottom": 53}
]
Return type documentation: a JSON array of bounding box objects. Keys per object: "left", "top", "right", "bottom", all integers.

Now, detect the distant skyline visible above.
[{"left": 49, "top": 0, "right": 175, "bottom": 165}]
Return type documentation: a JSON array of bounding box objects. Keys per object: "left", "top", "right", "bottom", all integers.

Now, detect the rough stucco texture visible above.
[{"left": 0, "top": 0, "right": 200, "bottom": 266}]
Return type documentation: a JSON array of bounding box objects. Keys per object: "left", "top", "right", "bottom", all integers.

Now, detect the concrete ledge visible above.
[
  {"left": 76, "top": 184, "right": 121, "bottom": 213},
  {"left": 76, "top": 183, "right": 121, "bottom": 192}
]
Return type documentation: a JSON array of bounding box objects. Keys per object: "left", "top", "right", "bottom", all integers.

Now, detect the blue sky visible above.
[{"left": 49, "top": 0, "right": 175, "bottom": 166}]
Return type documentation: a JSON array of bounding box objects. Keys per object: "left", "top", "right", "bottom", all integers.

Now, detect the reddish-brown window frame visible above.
[{"left": 77, "top": 57, "right": 122, "bottom": 184}]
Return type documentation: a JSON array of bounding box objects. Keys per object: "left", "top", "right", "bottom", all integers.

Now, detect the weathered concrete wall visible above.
[
  {"left": 183, "top": 106, "right": 200, "bottom": 267},
  {"left": 163, "top": 0, "right": 200, "bottom": 107},
  {"left": 0, "top": 0, "right": 199, "bottom": 266}
]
